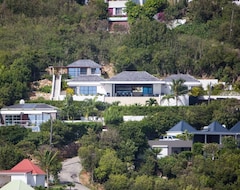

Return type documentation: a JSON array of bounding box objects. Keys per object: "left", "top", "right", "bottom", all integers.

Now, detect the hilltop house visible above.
[
  {"left": 0, "top": 100, "right": 58, "bottom": 132},
  {"left": 0, "top": 159, "right": 46, "bottom": 187},
  {"left": 106, "top": 0, "right": 145, "bottom": 31}
]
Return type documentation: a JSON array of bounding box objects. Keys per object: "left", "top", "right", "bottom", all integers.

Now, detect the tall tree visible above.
[{"left": 34, "top": 149, "right": 61, "bottom": 188}]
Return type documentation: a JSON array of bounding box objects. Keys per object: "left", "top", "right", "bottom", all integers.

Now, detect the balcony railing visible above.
[{"left": 0, "top": 119, "right": 48, "bottom": 132}]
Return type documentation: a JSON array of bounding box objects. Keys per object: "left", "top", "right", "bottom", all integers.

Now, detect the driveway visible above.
[{"left": 59, "top": 156, "right": 90, "bottom": 190}]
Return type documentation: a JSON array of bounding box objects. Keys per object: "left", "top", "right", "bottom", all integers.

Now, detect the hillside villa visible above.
[{"left": 50, "top": 59, "right": 240, "bottom": 106}]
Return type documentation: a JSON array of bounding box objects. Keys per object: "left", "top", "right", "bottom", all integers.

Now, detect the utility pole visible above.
[
  {"left": 208, "top": 82, "right": 212, "bottom": 105},
  {"left": 229, "top": 9, "right": 234, "bottom": 39}
]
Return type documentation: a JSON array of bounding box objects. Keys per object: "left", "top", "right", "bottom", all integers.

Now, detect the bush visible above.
[
  {"left": 211, "top": 83, "right": 224, "bottom": 95},
  {"left": 39, "top": 85, "right": 52, "bottom": 93}
]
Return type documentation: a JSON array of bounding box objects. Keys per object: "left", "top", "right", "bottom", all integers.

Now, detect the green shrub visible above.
[{"left": 39, "top": 85, "right": 52, "bottom": 93}]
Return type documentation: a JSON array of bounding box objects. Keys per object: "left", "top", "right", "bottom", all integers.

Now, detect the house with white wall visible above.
[
  {"left": 0, "top": 159, "right": 46, "bottom": 188},
  {"left": 106, "top": 0, "right": 145, "bottom": 31},
  {"left": 0, "top": 100, "right": 58, "bottom": 132},
  {"left": 54, "top": 59, "right": 206, "bottom": 106},
  {"left": 149, "top": 120, "right": 240, "bottom": 158},
  {"left": 53, "top": 59, "right": 239, "bottom": 106}
]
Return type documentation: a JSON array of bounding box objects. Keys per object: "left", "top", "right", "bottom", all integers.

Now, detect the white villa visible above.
[{"left": 49, "top": 59, "right": 237, "bottom": 106}]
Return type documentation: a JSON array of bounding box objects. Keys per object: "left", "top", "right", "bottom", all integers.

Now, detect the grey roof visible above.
[
  {"left": 1, "top": 103, "right": 57, "bottom": 110},
  {"left": 204, "top": 121, "right": 229, "bottom": 132},
  {"left": 70, "top": 75, "right": 105, "bottom": 82},
  {"left": 168, "top": 120, "right": 197, "bottom": 132},
  {"left": 66, "top": 59, "right": 101, "bottom": 68},
  {"left": 164, "top": 74, "right": 199, "bottom": 83},
  {"left": 230, "top": 121, "right": 240, "bottom": 132},
  {"left": 108, "top": 71, "right": 160, "bottom": 82}
]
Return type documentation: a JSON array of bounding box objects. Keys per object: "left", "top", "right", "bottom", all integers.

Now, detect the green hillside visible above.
[{"left": 0, "top": 0, "right": 240, "bottom": 106}]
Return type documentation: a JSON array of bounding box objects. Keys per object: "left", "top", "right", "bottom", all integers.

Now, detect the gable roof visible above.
[
  {"left": 10, "top": 159, "right": 45, "bottom": 175},
  {"left": 164, "top": 74, "right": 200, "bottom": 83},
  {"left": 204, "top": 121, "right": 229, "bottom": 132},
  {"left": 66, "top": 59, "right": 101, "bottom": 68},
  {"left": 107, "top": 71, "right": 162, "bottom": 82},
  {"left": 230, "top": 121, "right": 240, "bottom": 132},
  {"left": 0, "top": 180, "right": 34, "bottom": 190},
  {"left": 168, "top": 120, "right": 197, "bottom": 132}
]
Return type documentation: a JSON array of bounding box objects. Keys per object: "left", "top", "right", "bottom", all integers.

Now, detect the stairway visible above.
[{"left": 50, "top": 74, "right": 62, "bottom": 100}]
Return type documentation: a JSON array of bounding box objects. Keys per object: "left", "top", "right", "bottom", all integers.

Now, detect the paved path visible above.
[{"left": 59, "top": 156, "right": 90, "bottom": 190}]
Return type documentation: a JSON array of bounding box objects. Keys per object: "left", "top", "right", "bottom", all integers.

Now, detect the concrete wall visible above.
[
  {"left": 108, "top": 1, "right": 127, "bottom": 9},
  {"left": 0, "top": 176, "right": 10, "bottom": 187},
  {"left": 198, "top": 79, "right": 219, "bottom": 90},
  {"left": 35, "top": 175, "right": 45, "bottom": 187},
  {"left": 123, "top": 116, "right": 145, "bottom": 121},
  {"left": 104, "top": 96, "right": 161, "bottom": 106},
  {"left": 160, "top": 95, "right": 189, "bottom": 106},
  {"left": 11, "top": 175, "right": 27, "bottom": 184}
]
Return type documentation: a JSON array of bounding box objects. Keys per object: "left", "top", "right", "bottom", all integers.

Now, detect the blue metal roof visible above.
[
  {"left": 168, "top": 120, "right": 197, "bottom": 132},
  {"left": 205, "top": 121, "right": 229, "bottom": 132},
  {"left": 230, "top": 121, "right": 240, "bottom": 132}
]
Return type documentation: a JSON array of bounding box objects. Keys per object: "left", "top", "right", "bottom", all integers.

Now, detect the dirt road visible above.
[{"left": 59, "top": 156, "right": 90, "bottom": 190}]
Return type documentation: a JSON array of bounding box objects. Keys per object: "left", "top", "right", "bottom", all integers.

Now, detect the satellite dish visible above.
[{"left": 19, "top": 99, "right": 25, "bottom": 104}]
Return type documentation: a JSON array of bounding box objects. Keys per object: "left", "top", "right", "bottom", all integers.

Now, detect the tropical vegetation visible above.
[
  {"left": 0, "top": 0, "right": 240, "bottom": 107},
  {"left": 0, "top": 0, "right": 240, "bottom": 189}
]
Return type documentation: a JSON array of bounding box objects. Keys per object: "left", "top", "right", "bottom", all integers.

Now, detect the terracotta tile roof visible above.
[{"left": 10, "top": 159, "right": 45, "bottom": 175}]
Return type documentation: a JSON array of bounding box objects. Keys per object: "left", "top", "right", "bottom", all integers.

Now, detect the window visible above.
[
  {"left": 91, "top": 68, "right": 96, "bottom": 74},
  {"left": 5, "top": 115, "right": 20, "bottom": 125},
  {"left": 80, "top": 86, "right": 97, "bottom": 95},
  {"left": 68, "top": 68, "right": 87, "bottom": 77},
  {"left": 115, "top": 8, "right": 123, "bottom": 15},
  {"left": 80, "top": 68, "right": 87, "bottom": 75},
  {"left": 68, "top": 68, "right": 80, "bottom": 78},
  {"left": 143, "top": 86, "right": 153, "bottom": 95}
]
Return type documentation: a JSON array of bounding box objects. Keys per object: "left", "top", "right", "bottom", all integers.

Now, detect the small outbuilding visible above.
[{"left": 0, "top": 159, "right": 46, "bottom": 187}]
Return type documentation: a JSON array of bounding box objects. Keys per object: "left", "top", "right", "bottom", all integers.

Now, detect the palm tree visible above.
[
  {"left": 63, "top": 94, "right": 73, "bottom": 120},
  {"left": 171, "top": 79, "right": 188, "bottom": 106},
  {"left": 34, "top": 149, "right": 60, "bottom": 189},
  {"left": 145, "top": 98, "right": 158, "bottom": 106},
  {"left": 160, "top": 94, "right": 175, "bottom": 106},
  {"left": 83, "top": 97, "right": 98, "bottom": 120}
]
